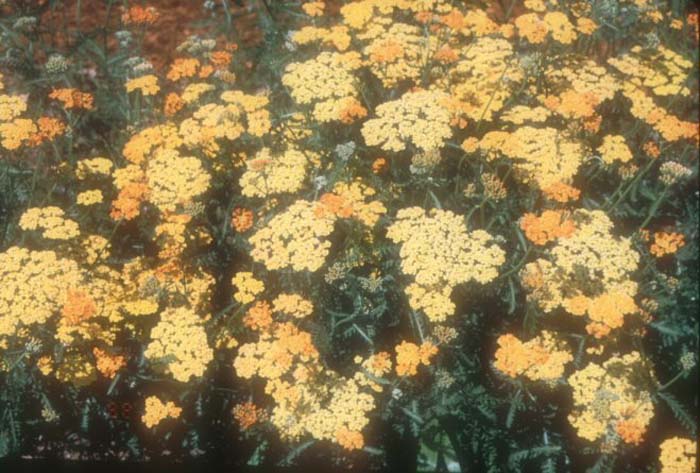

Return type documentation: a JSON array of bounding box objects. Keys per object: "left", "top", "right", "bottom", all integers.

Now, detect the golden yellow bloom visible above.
[
  {"left": 387, "top": 207, "right": 505, "bottom": 321},
  {"left": 76, "top": 157, "right": 113, "bottom": 179},
  {"left": 0, "top": 94, "right": 27, "bottom": 121},
  {"left": 522, "top": 209, "right": 640, "bottom": 326},
  {"left": 362, "top": 90, "right": 453, "bottom": 152},
  {"left": 599, "top": 135, "right": 633, "bottom": 164},
  {"left": 142, "top": 396, "right": 181, "bottom": 428},
  {"left": 125, "top": 74, "right": 160, "bottom": 96},
  {"left": 249, "top": 200, "right": 336, "bottom": 272},
  {"left": 146, "top": 149, "right": 210, "bottom": 212},
  {"left": 19, "top": 206, "right": 80, "bottom": 240},
  {"left": 232, "top": 272, "right": 265, "bottom": 304},
  {"left": 272, "top": 294, "right": 314, "bottom": 318},
  {"left": 302, "top": 1, "right": 324, "bottom": 16},
  {"left": 240, "top": 147, "right": 311, "bottom": 198},
  {"left": 76, "top": 189, "right": 103, "bottom": 206},
  {"left": 477, "top": 127, "right": 584, "bottom": 189},
  {"left": 568, "top": 352, "right": 654, "bottom": 445},
  {"left": 0, "top": 247, "right": 83, "bottom": 340},
  {"left": 145, "top": 307, "right": 213, "bottom": 382},
  {"left": 282, "top": 52, "right": 362, "bottom": 123},
  {"left": 659, "top": 437, "right": 696, "bottom": 473},
  {"left": 0, "top": 118, "right": 37, "bottom": 149}
]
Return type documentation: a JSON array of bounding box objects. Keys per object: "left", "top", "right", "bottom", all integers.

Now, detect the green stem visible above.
[{"left": 638, "top": 185, "right": 670, "bottom": 230}]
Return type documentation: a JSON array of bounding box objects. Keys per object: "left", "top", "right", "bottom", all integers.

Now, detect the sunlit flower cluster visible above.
[
  {"left": 494, "top": 331, "right": 572, "bottom": 383},
  {"left": 387, "top": 207, "right": 505, "bottom": 321},
  {"left": 142, "top": 396, "right": 181, "bottom": 428},
  {"left": 144, "top": 307, "right": 213, "bottom": 382},
  {"left": 568, "top": 352, "right": 654, "bottom": 446},
  {"left": 249, "top": 200, "right": 336, "bottom": 272}
]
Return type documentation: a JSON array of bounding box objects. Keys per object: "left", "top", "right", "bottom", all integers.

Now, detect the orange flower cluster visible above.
[
  {"left": 542, "top": 182, "right": 581, "bottom": 203},
  {"left": 650, "top": 231, "right": 685, "bottom": 257},
  {"left": 315, "top": 193, "right": 354, "bottom": 219},
  {"left": 565, "top": 291, "right": 639, "bottom": 338},
  {"left": 61, "top": 289, "right": 96, "bottom": 326},
  {"left": 243, "top": 301, "right": 274, "bottom": 331},
  {"left": 49, "top": 88, "right": 94, "bottom": 110},
  {"left": 93, "top": 347, "right": 126, "bottom": 379},
  {"left": 30, "top": 116, "right": 66, "bottom": 145},
  {"left": 110, "top": 182, "right": 149, "bottom": 221},
  {"left": 494, "top": 331, "right": 572, "bottom": 382},
  {"left": 121, "top": 6, "right": 159, "bottom": 26},
  {"left": 231, "top": 207, "right": 254, "bottom": 232},
  {"left": 395, "top": 341, "right": 437, "bottom": 376},
  {"left": 232, "top": 401, "right": 263, "bottom": 430},
  {"left": 520, "top": 210, "right": 576, "bottom": 245}
]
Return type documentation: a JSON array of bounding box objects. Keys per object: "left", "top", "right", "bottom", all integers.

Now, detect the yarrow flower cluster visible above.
[
  {"left": 141, "top": 396, "right": 181, "bottom": 428},
  {"left": 568, "top": 352, "right": 654, "bottom": 446},
  {"left": 144, "top": 307, "right": 213, "bottom": 382},
  {"left": 521, "top": 210, "right": 640, "bottom": 338},
  {"left": 249, "top": 200, "right": 336, "bottom": 272},
  {"left": 362, "top": 90, "right": 453, "bottom": 152},
  {"left": 387, "top": 207, "right": 505, "bottom": 321},
  {"left": 494, "top": 331, "right": 572, "bottom": 383}
]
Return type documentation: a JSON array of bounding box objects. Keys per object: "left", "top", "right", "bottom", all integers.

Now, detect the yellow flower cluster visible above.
[
  {"left": 522, "top": 210, "right": 639, "bottom": 336},
  {"left": 0, "top": 93, "right": 38, "bottom": 149},
  {"left": 144, "top": 307, "right": 213, "bottom": 382},
  {"left": 659, "top": 437, "right": 697, "bottom": 473},
  {"left": 363, "top": 22, "right": 428, "bottom": 87},
  {"left": 232, "top": 272, "right": 265, "bottom": 304},
  {"left": 141, "top": 396, "right": 182, "bottom": 428},
  {"left": 445, "top": 37, "right": 522, "bottom": 123},
  {"left": 0, "top": 247, "right": 83, "bottom": 340},
  {"left": 362, "top": 90, "right": 453, "bottom": 152},
  {"left": 493, "top": 331, "right": 572, "bottom": 383},
  {"left": 239, "top": 147, "right": 311, "bottom": 198},
  {"left": 386, "top": 207, "right": 505, "bottom": 321},
  {"left": 515, "top": 11, "right": 577, "bottom": 44},
  {"left": 76, "top": 189, "right": 103, "bottom": 206},
  {"left": 608, "top": 45, "right": 693, "bottom": 97},
  {"left": 19, "top": 206, "right": 80, "bottom": 240},
  {"left": 179, "top": 90, "right": 271, "bottom": 155},
  {"left": 282, "top": 52, "right": 363, "bottom": 123},
  {"left": 76, "top": 157, "right": 113, "bottom": 179},
  {"left": 476, "top": 127, "right": 584, "bottom": 189},
  {"left": 123, "top": 123, "right": 182, "bottom": 165},
  {"left": 0, "top": 94, "right": 27, "bottom": 121},
  {"left": 272, "top": 293, "right": 313, "bottom": 318},
  {"left": 249, "top": 200, "right": 336, "bottom": 272},
  {"left": 598, "top": 135, "right": 633, "bottom": 165},
  {"left": 292, "top": 24, "right": 351, "bottom": 50},
  {"left": 146, "top": 149, "right": 210, "bottom": 212},
  {"left": 234, "top": 320, "right": 377, "bottom": 450},
  {"left": 125, "top": 74, "right": 160, "bottom": 96},
  {"left": 315, "top": 180, "right": 386, "bottom": 227},
  {"left": 568, "top": 352, "right": 654, "bottom": 445}
]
